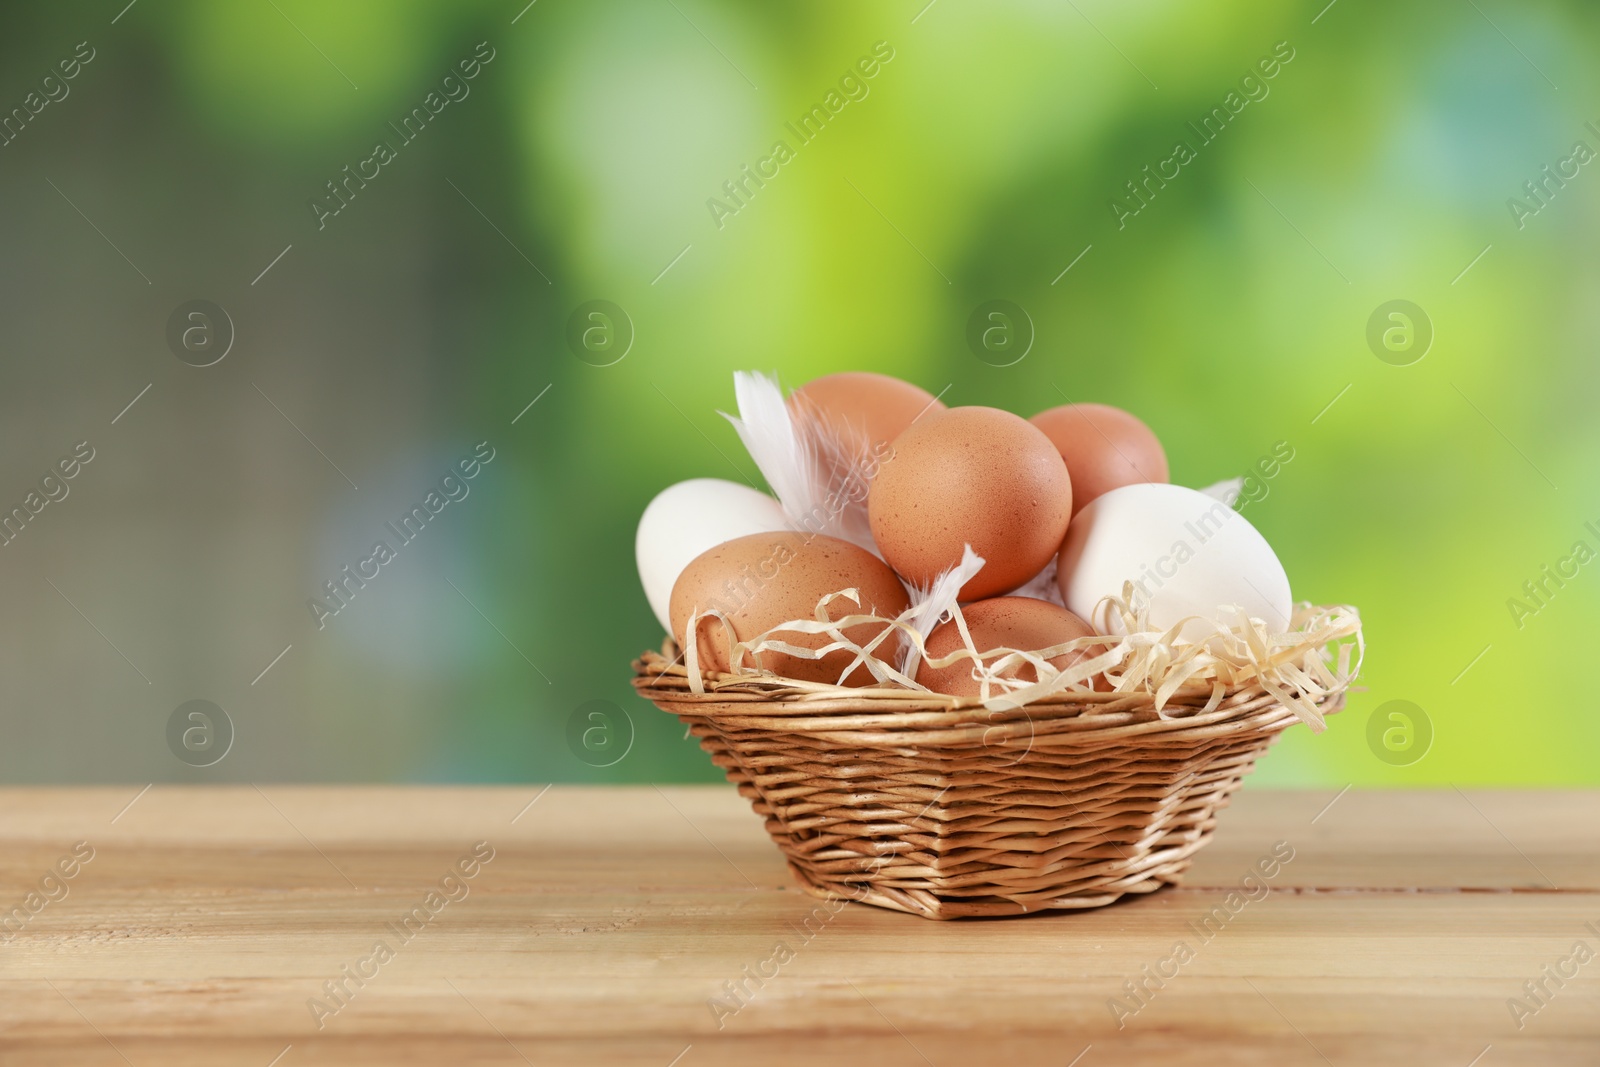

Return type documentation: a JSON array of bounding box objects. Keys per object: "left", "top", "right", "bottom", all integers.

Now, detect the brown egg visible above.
[
  {"left": 868, "top": 407, "right": 1073, "bottom": 600},
  {"left": 789, "top": 372, "right": 945, "bottom": 460},
  {"left": 916, "top": 597, "right": 1097, "bottom": 698},
  {"left": 1030, "top": 403, "right": 1168, "bottom": 514},
  {"left": 669, "top": 531, "right": 910, "bottom": 686}
]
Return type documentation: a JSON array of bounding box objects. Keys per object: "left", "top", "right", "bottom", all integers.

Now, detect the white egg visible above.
[
  {"left": 636, "top": 478, "right": 791, "bottom": 631},
  {"left": 1056, "top": 483, "right": 1292, "bottom": 641}
]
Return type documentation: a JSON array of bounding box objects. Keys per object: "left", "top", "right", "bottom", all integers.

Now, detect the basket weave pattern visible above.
[{"left": 634, "top": 642, "right": 1342, "bottom": 919}]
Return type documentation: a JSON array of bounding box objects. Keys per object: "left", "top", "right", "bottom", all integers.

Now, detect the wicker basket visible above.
[{"left": 633, "top": 640, "right": 1343, "bottom": 919}]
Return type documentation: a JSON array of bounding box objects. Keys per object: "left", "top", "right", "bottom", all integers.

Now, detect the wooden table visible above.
[{"left": 1, "top": 786, "right": 1596, "bottom": 1065}]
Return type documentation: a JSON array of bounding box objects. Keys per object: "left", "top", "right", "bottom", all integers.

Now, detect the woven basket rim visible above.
[{"left": 633, "top": 640, "right": 1345, "bottom": 744}]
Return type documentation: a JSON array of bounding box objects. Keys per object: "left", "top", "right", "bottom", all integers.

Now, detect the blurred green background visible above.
[{"left": 2, "top": 0, "right": 1594, "bottom": 786}]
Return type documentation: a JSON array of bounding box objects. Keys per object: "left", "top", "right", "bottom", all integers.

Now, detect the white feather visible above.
[
  {"left": 722, "top": 370, "right": 880, "bottom": 553},
  {"left": 1012, "top": 555, "right": 1067, "bottom": 607},
  {"left": 722, "top": 371, "right": 817, "bottom": 524},
  {"left": 899, "top": 545, "right": 985, "bottom": 677},
  {"left": 788, "top": 389, "right": 880, "bottom": 552}
]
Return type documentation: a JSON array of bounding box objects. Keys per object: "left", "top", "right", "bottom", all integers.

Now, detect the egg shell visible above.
[
  {"left": 916, "top": 596, "right": 1097, "bottom": 698},
  {"left": 669, "top": 531, "right": 911, "bottom": 686},
  {"left": 868, "top": 406, "right": 1073, "bottom": 600},
  {"left": 1056, "top": 483, "right": 1292, "bottom": 641},
  {"left": 1030, "top": 403, "right": 1169, "bottom": 515},
  {"left": 788, "top": 372, "right": 946, "bottom": 457},
  {"left": 636, "top": 478, "right": 791, "bottom": 631}
]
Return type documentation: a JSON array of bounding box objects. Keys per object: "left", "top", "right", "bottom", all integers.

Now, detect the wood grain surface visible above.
[{"left": 1, "top": 785, "right": 1596, "bottom": 1065}]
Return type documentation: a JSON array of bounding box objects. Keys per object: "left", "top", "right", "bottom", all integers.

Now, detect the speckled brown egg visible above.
[
  {"left": 788, "top": 372, "right": 945, "bottom": 459},
  {"left": 669, "top": 531, "right": 911, "bottom": 686},
  {"left": 868, "top": 406, "right": 1073, "bottom": 600},
  {"left": 1030, "top": 403, "right": 1168, "bottom": 515},
  {"left": 916, "top": 596, "right": 1098, "bottom": 698}
]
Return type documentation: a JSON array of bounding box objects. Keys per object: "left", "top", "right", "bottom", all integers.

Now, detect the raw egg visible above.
[
  {"left": 1057, "top": 483, "right": 1292, "bottom": 641},
  {"left": 869, "top": 407, "right": 1073, "bottom": 600},
  {"left": 635, "top": 478, "right": 791, "bottom": 632},
  {"left": 1030, "top": 403, "right": 1168, "bottom": 514},
  {"left": 916, "top": 596, "right": 1097, "bottom": 698},
  {"left": 789, "top": 372, "right": 945, "bottom": 459},
  {"left": 669, "top": 531, "right": 910, "bottom": 685}
]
